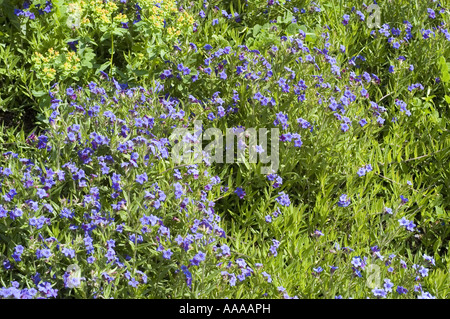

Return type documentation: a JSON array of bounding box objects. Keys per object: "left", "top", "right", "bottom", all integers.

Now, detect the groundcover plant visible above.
[{"left": 0, "top": 0, "right": 449, "bottom": 299}]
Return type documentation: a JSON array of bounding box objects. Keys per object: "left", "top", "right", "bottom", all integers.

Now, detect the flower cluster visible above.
[{"left": 1, "top": 0, "right": 447, "bottom": 300}]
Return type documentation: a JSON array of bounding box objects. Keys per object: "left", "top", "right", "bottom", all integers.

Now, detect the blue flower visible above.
[
  {"left": 136, "top": 173, "right": 148, "bottom": 185},
  {"left": 262, "top": 271, "right": 272, "bottom": 282},
  {"left": 313, "top": 266, "right": 323, "bottom": 274},
  {"left": 190, "top": 251, "right": 206, "bottom": 266},
  {"left": 417, "top": 291, "right": 436, "bottom": 299},
  {"left": 105, "top": 248, "right": 116, "bottom": 263},
  {"left": 275, "top": 192, "right": 290, "bottom": 206},
  {"left": 235, "top": 187, "right": 246, "bottom": 199},
  {"left": 376, "top": 116, "right": 385, "bottom": 125},
  {"left": 66, "top": 87, "right": 75, "bottom": 96},
  {"left": 372, "top": 288, "right": 387, "bottom": 298},
  {"left": 179, "top": 266, "right": 192, "bottom": 288},
  {"left": 337, "top": 194, "right": 350, "bottom": 207},
  {"left": 357, "top": 167, "right": 366, "bottom": 177},
  {"left": 418, "top": 266, "right": 429, "bottom": 277},
  {"left": 12, "top": 245, "right": 24, "bottom": 262},
  {"left": 396, "top": 286, "right": 408, "bottom": 294},
  {"left": 220, "top": 244, "right": 230, "bottom": 256},
  {"left": 128, "top": 277, "right": 139, "bottom": 287},
  {"left": 340, "top": 123, "right": 350, "bottom": 132},
  {"left": 356, "top": 10, "right": 365, "bottom": 21},
  {"left": 342, "top": 14, "right": 350, "bottom": 25},
  {"left": 400, "top": 195, "right": 408, "bottom": 204},
  {"left": 36, "top": 249, "right": 52, "bottom": 259},
  {"left": 384, "top": 279, "right": 394, "bottom": 292},
  {"left": 162, "top": 249, "right": 173, "bottom": 260},
  {"left": 36, "top": 188, "right": 48, "bottom": 199},
  {"left": 398, "top": 217, "right": 409, "bottom": 226},
  {"left": 406, "top": 221, "right": 416, "bottom": 231},
  {"left": 269, "top": 239, "right": 280, "bottom": 256},
  {"left": 61, "top": 247, "right": 75, "bottom": 259},
  {"left": 423, "top": 254, "right": 436, "bottom": 266},
  {"left": 219, "top": 70, "right": 227, "bottom": 80}
]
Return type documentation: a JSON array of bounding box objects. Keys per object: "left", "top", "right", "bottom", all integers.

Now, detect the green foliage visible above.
[{"left": 0, "top": 0, "right": 449, "bottom": 299}]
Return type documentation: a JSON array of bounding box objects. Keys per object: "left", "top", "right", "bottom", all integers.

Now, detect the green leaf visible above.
[
  {"left": 159, "top": 49, "right": 166, "bottom": 60},
  {"left": 283, "top": 11, "right": 294, "bottom": 24},
  {"left": 286, "top": 23, "right": 299, "bottom": 36},
  {"left": 146, "top": 46, "right": 156, "bottom": 59},
  {"left": 445, "top": 95, "right": 450, "bottom": 105},
  {"left": 81, "top": 48, "right": 95, "bottom": 68},
  {"left": 253, "top": 24, "right": 262, "bottom": 37},
  {"left": 133, "top": 69, "right": 149, "bottom": 76},
  {"left": 435, "top": 207, "right": 445, "bottom": 218},
  {"left": 97, "top": 61, "right": 110, "bottom": 73},
  {"left": 438, "top": 56, "right": 450, "bottom": 83},
  {"left": 112, "top": 28, "right": 127, "bottom": 37},
  {"left": 32, "top": 90, "right": 46, "bottom": 97}
]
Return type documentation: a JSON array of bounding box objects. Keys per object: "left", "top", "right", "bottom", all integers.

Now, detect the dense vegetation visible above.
[{"left": 0, "top": 0, "right": 449, "bottom": 299}]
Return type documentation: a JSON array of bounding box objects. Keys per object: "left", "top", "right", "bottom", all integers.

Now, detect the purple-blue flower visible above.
[{"left": 337, "top": 194, "right": 350, "bottom": 207}]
